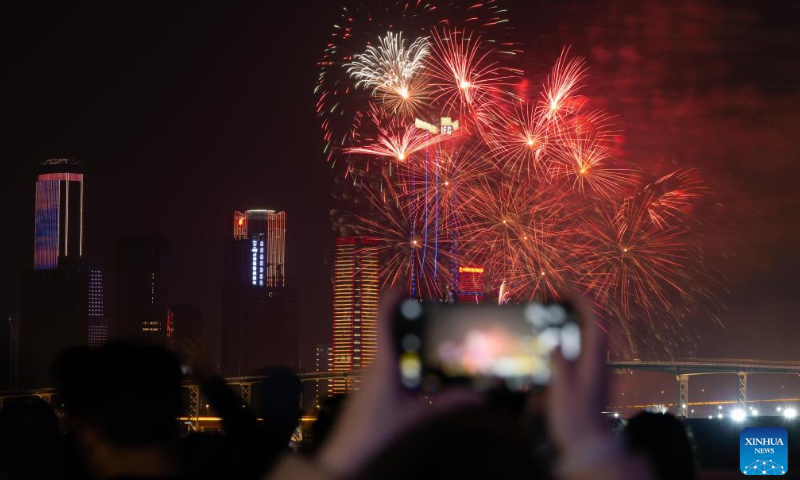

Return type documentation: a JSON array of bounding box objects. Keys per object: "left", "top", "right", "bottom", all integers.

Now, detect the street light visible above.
[
  {"left": 731, "top": 409, "right": 746, "bottom": 422},
  {"left": 784, "top": 408, "right": 797, "bottom": 419}
]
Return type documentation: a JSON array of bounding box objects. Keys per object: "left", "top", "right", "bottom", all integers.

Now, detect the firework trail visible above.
[{"left": 317, "top": 0, "right": 715, "bottom": 354}]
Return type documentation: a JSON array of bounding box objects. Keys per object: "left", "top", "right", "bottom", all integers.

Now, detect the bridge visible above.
[
  {"left": 607, "top": 358, "right": 800, "bottom": 417},
  {"left": 3, "top": 358, "right": 799, "bottom": 429}
]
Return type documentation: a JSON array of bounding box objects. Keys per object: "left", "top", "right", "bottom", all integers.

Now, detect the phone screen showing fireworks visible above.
[{"left": 396, "top": 301, "right": 581, "bottom": 391}]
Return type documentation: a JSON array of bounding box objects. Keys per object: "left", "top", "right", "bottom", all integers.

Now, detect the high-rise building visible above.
[
  {"left": 19, "top": 161, "right": 106, "bottom": 387},
  {"left": 314, "top": 343, "right": 332, "bottom": 409},
  {"left": 222, "top": 209, "right": 298, "bottom": 376},
  {"left": 456, "top": 265, "right": 485, "bottom": 303},
  {"left": 115, "top": 234, "right": 171, "bottom": 341},
  {"left": 0, "top": 314, "right": 20, "bottom": 390},
  {"left": 73, "top": 256, "right": 108, "bottom": 347},
  {"left": 19, "top": 258, "right": 104, "bottom": 387},
  {"left": 330, "top": 237, "right": 380, "bottom": 394},
  {"left": 34, "top": 159, "right": 84, "bottom": 270}
]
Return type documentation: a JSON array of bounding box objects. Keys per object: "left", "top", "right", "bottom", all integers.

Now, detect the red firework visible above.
[{"left": 317, "top": 1, "right": 714, "bottom": 353}]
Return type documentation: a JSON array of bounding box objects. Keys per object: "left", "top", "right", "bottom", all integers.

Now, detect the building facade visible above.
[
  {"left": 115, "top": 234, "right": 171, "bottom": 342},
  {"left": 34, "top": 159, "right": 84, "bottom": 270},
  {"left": 314, "top": 343, "right": 332, "bottom": 409},
  {"left": 170, "top": 304, "right": 203, "bottom": 346},
  {"left": 222, "top": 209, "right": 298, "bottom": 376},
  {"left": 330, "top": 237, "right": 380, "bottom": 394},
  {"left": 456, "top": 265, "right": 485, "bottom": 303},
  {"left": 19, "top": 262, "right": 100, "bottom": 387},
  {"left": 19, "top": 161, "right": 107, "bottom": 387}
]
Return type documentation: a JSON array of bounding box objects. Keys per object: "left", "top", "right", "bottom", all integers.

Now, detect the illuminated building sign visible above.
[
  {"left": 251, "top": 238, "right": 265, "bottom": 286},
  {"left": 414, "top": 117, "right": 460, "bottom": 135},
  {"left": 459, "top": 266, "right": 484, "bottom": 273}
]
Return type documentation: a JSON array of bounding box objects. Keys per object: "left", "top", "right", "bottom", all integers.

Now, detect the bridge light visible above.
[
  {"left": 783, "top": 408, "right": 797, "bottom": 419},
  {"left": 731, "top": 409, "right": 746, "bottom": 422}
]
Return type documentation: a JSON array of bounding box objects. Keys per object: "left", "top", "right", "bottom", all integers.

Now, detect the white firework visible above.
[{"left": 346, "top": 31, "right": 430, "bottom": 111}]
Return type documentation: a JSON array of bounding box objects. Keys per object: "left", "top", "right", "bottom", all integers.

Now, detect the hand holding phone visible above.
[{"left": 394, "top": 300, "right": 581, "bottom": 391}]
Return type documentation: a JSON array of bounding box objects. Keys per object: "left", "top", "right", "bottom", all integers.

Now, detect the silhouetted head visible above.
[
  {"left": 253, "top": 366, "right": 302, "bottom": 441},
  {"left": 624, "top": 411, "right": 697, "bottom": 480},
  {"left": 354, "top": 405, "right": 546, "bottom": 480},
  {"left": 54, "top": 340, "right": 182, "bottom": 446},
  {"left": 0, "top": 396, "right": 61, "bottom": 480}
]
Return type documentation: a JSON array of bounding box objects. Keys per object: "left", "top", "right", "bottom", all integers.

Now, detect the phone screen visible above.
[{"left": 403, "top": 302, "right": 580, "bottom": 390}]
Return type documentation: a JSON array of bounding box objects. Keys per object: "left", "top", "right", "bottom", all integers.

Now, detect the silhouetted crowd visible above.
[{"left": 0, "top": 293, "right": 697, "bottom": 480}]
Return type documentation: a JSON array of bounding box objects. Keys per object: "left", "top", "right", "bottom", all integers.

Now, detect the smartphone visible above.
[{"left": 394, "top": 300, "right": 581, "bottom": 391}]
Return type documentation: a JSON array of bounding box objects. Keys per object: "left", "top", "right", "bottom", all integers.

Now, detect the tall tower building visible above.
[
  {"left": 19, "top": 160, "right": 106, "bottom": 387},
  {"left": 34, "top": 159, "right": 84, "bottom": 270},
  {"left": 115, "top": 234, "right": 171, "bottom": 341},
  {"left": 222, "top": 209, "right": 298, "bottom": 376},
  {"left": 314, "top": 343, "right": 332, "bottom": 409},
  {"left": 330, "top": 237, "right": 380, "bottom": 394}
]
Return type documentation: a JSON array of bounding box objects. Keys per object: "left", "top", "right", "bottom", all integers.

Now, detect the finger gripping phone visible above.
[{"left": 393, "top": 300, "right": 581, "bottom": 391}]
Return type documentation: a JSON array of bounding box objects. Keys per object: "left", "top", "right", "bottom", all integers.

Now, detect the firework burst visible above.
[
  {"left": 345, "top": 31, "right": 431, "bottom": 116},
  {"left": 317, "top": 0, "right": 715, "bottom": 354}
]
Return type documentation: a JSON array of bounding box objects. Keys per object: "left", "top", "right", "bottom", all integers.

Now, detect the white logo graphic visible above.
[{"left": 743, "top": 459, "right": 785, "bottom": 475}]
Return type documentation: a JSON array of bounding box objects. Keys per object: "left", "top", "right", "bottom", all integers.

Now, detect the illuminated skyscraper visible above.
[
  {"left": 115, "top": 234, "right": 171, "bottom": 341},
  {"left": 232, "top": 210, "right": 286, "bottom": 286},
  {"left": 20, "top": 161, "right": 106, "bottom": 387},
  {"left": 314, "top": 343, "right": 332, "bottom": 409},
  {"left": 222, "top": 209, "right": 297, "bottom": 376},
  {"left": 330, "top": 237, "right": 380, "bottom": 394},
  {"left": 80, "top": 257, "right": 107, "bottom": 347},
  {"left": 34, "top": 159, "right": 83, "bottom": 270},
  {"left": 456, "top": 266, "right": 485, "bottom": 304}
]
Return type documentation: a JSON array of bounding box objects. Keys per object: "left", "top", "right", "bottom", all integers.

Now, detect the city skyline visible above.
[{"left": 1, "top": 1, "right": 799, "bottom": 404}]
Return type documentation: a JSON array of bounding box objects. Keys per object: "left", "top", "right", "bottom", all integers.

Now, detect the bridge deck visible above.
[{"left": 608, "top": 358, "right": 800, "bottom": 375}]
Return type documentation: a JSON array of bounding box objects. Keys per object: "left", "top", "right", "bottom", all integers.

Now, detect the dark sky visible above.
[{"left": 2, "top": 0, "right": 799, "bottom": 391}]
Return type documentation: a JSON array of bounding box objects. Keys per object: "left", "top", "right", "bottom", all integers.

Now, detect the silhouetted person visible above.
[
  {"left": 53, "top": 341, "right": 184, "bottom": 480},
  {"left": 624, "top": 412, "right": 697, "bottom": 480},
  {"left": 354, "top": 404, "right": 548, "bottom": 480},
  {"left": 252, "top": 366, "right": 302, "bottom": 452},
  {"left": 0, "top": 396, "right": 62, "bottom": 480},
  {"left": 179, "top": 339, "right": 301, "bottom": 480},
  {"left": 306, "top": 394, "right": 348, "bottom": 454}
]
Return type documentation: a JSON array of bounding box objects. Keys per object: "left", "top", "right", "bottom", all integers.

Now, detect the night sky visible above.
[{"left": 2, "top": 1, "right": 799, "bottom": 401}]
